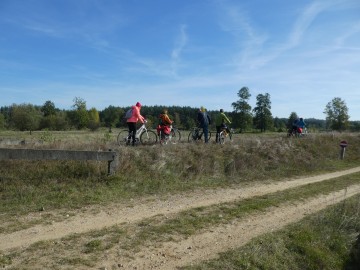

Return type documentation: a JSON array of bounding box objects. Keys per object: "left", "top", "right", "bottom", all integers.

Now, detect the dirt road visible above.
[{"left": 1, "top": 167, "right": 360, "bottom": 269}]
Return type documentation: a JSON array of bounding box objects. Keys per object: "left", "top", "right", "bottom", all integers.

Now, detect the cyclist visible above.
[
  {"left": 197, "top": 106, "right": 211, "bottom": 143},
  {"left": 127, "top": 102, "right": 145, "bottom": 146},
  {"left": 215, "top": 109, "right": 231, "bottom": 143},
  {"left": 292, "top": 117, "right": 306, "bottom": 135},
  {"left": 297, "top": 117, "right": 306, "bottom": 134},
  {"left": 157, "top": 109, "right": 173, "bottom": 140},
  {"left": 291, "top": 118, "right": 299, "bottom": 134}
]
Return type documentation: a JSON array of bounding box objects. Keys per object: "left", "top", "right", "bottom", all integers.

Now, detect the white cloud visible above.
[{"left": 171, "top": 24, "right": 188, "bottom": 76}]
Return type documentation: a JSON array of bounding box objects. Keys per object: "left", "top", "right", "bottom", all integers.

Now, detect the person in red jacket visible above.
[{"left": 127, "top": 102, "right": 145, "bottom": 146}]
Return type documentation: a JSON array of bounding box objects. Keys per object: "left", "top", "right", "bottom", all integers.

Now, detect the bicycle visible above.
[
  {"left": 188, "top": 126, "right": 212, "bottom": 143},
  {"left": 170, "top": 124, "right": 181, "bottom": 142},
  {"left": 216, "top": 125, "right": 232, "bottom": 144},
  {"left": 158, "top": 124, "right": 181, "bottom": 145},
  {"left": 117, "top": 121, "right": 158, "bottom": 146},
  {"left": 287, "top": 126, "right": 307, "bottom": 137}
]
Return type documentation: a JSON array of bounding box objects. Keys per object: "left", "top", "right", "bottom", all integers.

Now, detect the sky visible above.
[{"left": 0, "top": 0, "right": 359, "bottom": 120}]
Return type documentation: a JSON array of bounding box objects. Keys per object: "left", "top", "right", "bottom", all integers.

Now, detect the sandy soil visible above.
[{"left": 1, "top": 167, "right": 360, "bottom": 269}]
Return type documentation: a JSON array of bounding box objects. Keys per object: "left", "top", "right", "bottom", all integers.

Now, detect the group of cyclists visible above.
[
  {"left": 125, "top": 101, "right": 307, "bottom": 145},
  {"left": 125, "top": 102, "right": 232, "bottom": 145}
]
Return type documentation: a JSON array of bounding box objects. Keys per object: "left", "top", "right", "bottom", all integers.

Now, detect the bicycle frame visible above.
[
  {"left": 217, "top": 125, "right": 232, "bottom": 144},
  {"left": 134, "top": 123, "right": 147, "bottom": 138},
  {"left": 188, "top": 126, "right": 211, "bottom": 142},
  {"left": 192, "top": 127, "right": 202, "bottom": 140}
]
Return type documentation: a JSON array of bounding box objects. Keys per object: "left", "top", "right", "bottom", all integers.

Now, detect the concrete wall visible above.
[{"left": 0, "top": 148, "right": 118, "bottom": 175}]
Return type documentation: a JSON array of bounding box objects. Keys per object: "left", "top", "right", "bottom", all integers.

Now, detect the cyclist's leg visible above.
[
  {"left": 159, "top": 129, "right": 166, "bottom": 144},
  {"left": 161, "top": 125, "right": 167, "bottom": 140},
  {"left": 127, "top": 122, "right": 137, "bottom": 146},
  {"left": 216, "top": 126, "right": 221, "bottom": 143},
  {"left": 203, "top": 125, "right": 209, "bottom": 143}
]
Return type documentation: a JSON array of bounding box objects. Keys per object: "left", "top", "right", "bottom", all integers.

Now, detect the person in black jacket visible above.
[{"left": 197, "top": 106, "right": 211, "bottom": 143}]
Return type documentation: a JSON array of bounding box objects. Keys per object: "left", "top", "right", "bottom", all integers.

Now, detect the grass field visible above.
[{"left": 0, "top": 129, "right": 359, "bottom": 269}]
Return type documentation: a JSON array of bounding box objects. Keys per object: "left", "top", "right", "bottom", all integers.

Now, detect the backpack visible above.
[
  {"left": 162, "top": 125, "right": 171, "bottom": 135},
  {"left": 125, "top": 108, "right": 133, "bottom": 119},
  {"left": 156, "top": 124, "right": 171, "bottom": 135}
]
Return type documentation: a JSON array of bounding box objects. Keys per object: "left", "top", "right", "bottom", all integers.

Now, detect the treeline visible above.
[{"left": 0, "top": 98, "right": 359, "bottom": 132}]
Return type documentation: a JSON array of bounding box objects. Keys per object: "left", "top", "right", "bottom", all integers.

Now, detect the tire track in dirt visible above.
[
  {"left": 111, "top": 184, "right": 360, "bottom": 270},
  {"left": 1, "top": 167, "right": 360, "bottom": 251}
]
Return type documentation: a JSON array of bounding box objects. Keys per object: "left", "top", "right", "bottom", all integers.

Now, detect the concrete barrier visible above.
[{"left": 0, "top": 148, "right": 118, "bottom": 175}]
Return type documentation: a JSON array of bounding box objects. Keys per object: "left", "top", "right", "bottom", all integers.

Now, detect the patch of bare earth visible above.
[{"left": 1, "top": 167, "right": 360, "bottom": 269}]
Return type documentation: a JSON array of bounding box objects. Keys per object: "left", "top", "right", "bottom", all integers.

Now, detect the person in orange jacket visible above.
[
  {"left": 157, "top": 109, "right": 173, "bottom": 139},
  {"left": 127, "top": 102, "right": 145, "bottom": 146}
]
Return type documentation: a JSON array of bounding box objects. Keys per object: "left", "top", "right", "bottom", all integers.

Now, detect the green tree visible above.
[
  {"left": 101, "top": 105, "right": 123, "bottom": 131},
  {"left": 10, "top": 103, "right": 42, "bottom": 131},
  {"left": 88, "top": 107, "right": 100, "bottom": 131},
  {"left": 40, "top": 100, "right": 62, "bottom": 130},
  {"left": 41, "top": 100, "right": 56, "bottom": 117},
  {"left": 0, "top": 113, "right": 5, "bottom": 130},
  {"left": 253, "top": 93, "right": 273, "bottom": 132},
  {"left": 70, "top": 97, "right": 89, "bottom": 129},
  {"left": 0, "top": 106, "right": 11, "bottom": 129},
  {"left": 287, "top": 112, "right": 298, "bottom": 129},
  {"left": 324, "top": 97, "right": 349, "bottom": 131},
  {"left": 40, "top": 112, "right": 69, "bottom": 130},
  {"left": 231, "top": 87, "right": 253, "bottom": 132},
  {"left": 350, "top": 121, "right": 360, "bottom": 132},
  {"left": 72, "top": 97, "right": 87, "bottom": 111},
  {"left": 273, "top": 117, "right": 287, "bottom": 132}
]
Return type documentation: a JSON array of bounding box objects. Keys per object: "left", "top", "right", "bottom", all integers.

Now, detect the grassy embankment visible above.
[{"left": 1, "top": 130, "right": 359, "bottom": 216}]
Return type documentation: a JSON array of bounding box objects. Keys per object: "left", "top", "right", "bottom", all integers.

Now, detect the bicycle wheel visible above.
[
  {"left": 188, "top": 130, "right": 198, "bottom": 142},
  {"left": 219, "top": 131, "right": 225, "bottom": 144},
  {"left": 117, "top": 129, "right": 131, "bottom": 146},
  {"left": 171, "top": 128, "right": 181, "bottom": 142},
  {"left": 140, "top": 130, "right": 158, "bottom": 145}
]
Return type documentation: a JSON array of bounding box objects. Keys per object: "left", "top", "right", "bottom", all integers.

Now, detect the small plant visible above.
[
  {"left": 40, "top": 130, "right": 54, "bottom": 143},
  {"left": 84, "top": 239, "right": 102, "bottom": 253},
  {"left": 102, "top": 131, "right": 111, "bottom": 143},
  {"left": 0, "top": 254, "right": 12, "bottom": 266}
]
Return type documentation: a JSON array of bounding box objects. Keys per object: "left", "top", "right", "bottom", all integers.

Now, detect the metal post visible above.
[
  {"left": 107, "top": 149, "right": 119, "bottom": 176},
  {"left": 339, "top": 140, "right": 348, "bottom": 160},
  {"left": 340, "top": 147, "right": 346, "bottom": 160}
]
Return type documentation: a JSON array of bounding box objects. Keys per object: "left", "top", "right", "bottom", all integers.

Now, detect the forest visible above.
[{"left": 1, "top": 90, "right": 359, "bottom": 133}]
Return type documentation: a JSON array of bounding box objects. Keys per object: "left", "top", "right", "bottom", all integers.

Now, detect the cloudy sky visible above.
[{"left": 1, "top": 0, "right": 359, "bottom": 120}]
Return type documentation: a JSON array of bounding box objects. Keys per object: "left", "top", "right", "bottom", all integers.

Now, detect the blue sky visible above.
[{"left": 1, "top": 0, "right": 359, "bottom": 120}]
